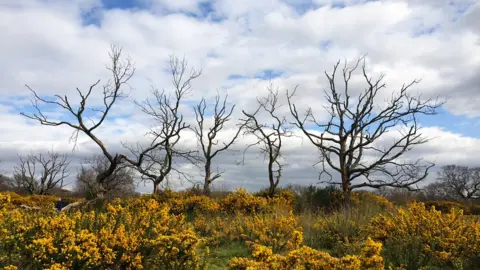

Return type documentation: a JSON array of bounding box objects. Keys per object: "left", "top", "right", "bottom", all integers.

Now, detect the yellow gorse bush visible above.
[
  {"left": 367, "top": 201, "right": 480, "bottom": 268},
  {"left": 0, "top": 193, "right": 204, "bottom": 269},
  {"left": 2, "top": 190, "right": 480, "bottom": 269},
  {"left": 170, "top": 195, "right": 220, "bottom": 214},
  {"left": 220, "top": 188, "right": 270, "bottom": 214},
  {"left": 219, "top": 188, "right": 294, "bottom": 214},
  {"left": 0, "top": 192, "right": 82, "bottom": 209},
  {"left": 193, "top": 210, "right": 302, "bottom": 252},
  {"left": 228, "top": 235, "right": 384, "bottom": 270}
]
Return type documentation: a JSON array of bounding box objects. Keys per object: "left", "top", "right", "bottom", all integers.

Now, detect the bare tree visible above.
[
  {"left": 20, "top": 45, "right": 135, "bottom": 198},
  {"left": 193, "top": 93, "right": 244, "bottom": 195},
  {"left": 123, "top": 56, "right": 201, "bottom": 194},
  {"left": 287, "top": 56, "right": 443, "bottom": 195},
  {"left": 76, "top": 154, "right": 136, "bottom": 199},
  {"left": 240, "top": 84, "right": 292, "bottom": 197},
  {"left": 421, "top": 181, "right": 451, "bottom": 201},
  {"left": 435, "top": 165, "right": 480, "bottom": 200},
  {"left": 12, "top": 151, "right": 70, "bottom": 195}
]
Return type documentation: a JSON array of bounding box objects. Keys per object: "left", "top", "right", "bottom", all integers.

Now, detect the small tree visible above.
[
  {"left": 287, "top": 56, "right": 443, "bottom": 195},
  {"left": 240, "top": 84, "right": 292, "bottom": 197},
  {"left": 76, "top": 154, "right": 136, "bottom": 199},
  {"left": 124, "top": 56, "right": 200, "bottom": 194},
  {"left": 435, "top": 165, "right": 480, "bottom": 200},
  {"left": 13, "top": 151, "right": 70, "bottom": 195},
  {"left": 193, "top": 93, "right": 243, "bottom": 195},
  {"left": 20, "top": 45, "right": 135, "bottom": 198}
]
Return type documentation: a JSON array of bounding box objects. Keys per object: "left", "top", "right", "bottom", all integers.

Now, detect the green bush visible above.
[{"left": 285, "top": 184, "right": 340, "bottom": 213}]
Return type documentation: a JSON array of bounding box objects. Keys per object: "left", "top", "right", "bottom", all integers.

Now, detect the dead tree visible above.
[
  {"left": 240, "top": 84, "right": 292, "bottom": 197},
  {"left": 123, "top": 56, "right": 201, "bottom": 194},
  {"left": 436, "top": 165, "right": 480, "bottom": 200},
  {"left": 193, "top": 93, "right": 244, "bottom": 195},
  {"left": 20, "top": 45, "right": 135, "bottom": 198},
  {"left": 287, "top": 56, "right": 443, "bottom": 195},
  {"left": 76, "top": 154, "right": 136, "bottom": 199},
  {"left": 13, "top": 151, "right": 70, "bottom": 195}
]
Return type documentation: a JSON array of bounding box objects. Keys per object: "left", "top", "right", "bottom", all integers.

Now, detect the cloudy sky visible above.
[{"left": 0, "top": 0, "right": 479, "bottom": 193}]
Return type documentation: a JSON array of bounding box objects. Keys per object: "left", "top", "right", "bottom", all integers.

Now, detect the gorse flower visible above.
[
  {"left": 1, "top": 191, "right": 479, "bottom": 269},
  {"left": 0, "top": 195, "right": 202, "bottom": 269},
  {"left": 367, "top": 202, "right": 480, "bottom": 269},
  {"left": 228, "top": 235, "right": 384, "bottom": 270}
]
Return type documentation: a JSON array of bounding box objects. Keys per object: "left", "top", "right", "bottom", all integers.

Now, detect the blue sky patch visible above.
[
  {"left": 413, "top": 24, "right": 442, "bottom": 37},
  {"left": 418, "top": 108, "right": 480, "bottom": 138},
  {"left": 228, "top": 74, "right": 249, "bottom": 80},
  {"left": 320, "top": 40, "right": 332, "bottom": 51},
  {"left": 254, "top": 69, "right": 284, "bottom": 80}
]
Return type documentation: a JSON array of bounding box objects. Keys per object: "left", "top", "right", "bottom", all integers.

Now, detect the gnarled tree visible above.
[
  {"left": 193, "top": 93, "right": 243, "bottom": 195},
  {"left": 123, "top": 56, "right": 201, "bottom": 194},
  {"left": 241, "top": 84, "right": 292, "bottom": 197},
  {"left": 20, "top": 45, "right": 135, "bottom": 198},
  {"left": 435, "top": 165, "right": 480, "bottom": 200},
  {"left": 76, "top": 154, "right": 136, "bottom": 199},
  {"left": 12, "top": 151, "right": 70, "bottom": 195},
  {"left": 287, "top": 56, "right": 443, "bottom": 194}
]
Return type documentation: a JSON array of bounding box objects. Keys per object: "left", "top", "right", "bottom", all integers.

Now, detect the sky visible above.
[{"left": 0, "top": 0, "right": 479, "bottom": 193}]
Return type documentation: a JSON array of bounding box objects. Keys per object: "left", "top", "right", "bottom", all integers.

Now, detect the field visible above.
[{"left": 1, "top": 189, "right": 479, "bottom": 270}]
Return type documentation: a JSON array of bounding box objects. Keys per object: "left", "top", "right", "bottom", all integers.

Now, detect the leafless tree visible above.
[
  {"left": 287, "top": 56, "right": 443, "bottom": 195},
  {"left": 123, "top": 56, "right": 201, "bottom": 194},
  {"left": 20, "top": 45, "right": 135, "bottom": 198},
  {"left": 240, "top": 84, "right": 292, "bottom": 197},
  {"left": 76, "top": 154, "right": 136, "bottom": 199},
  {"left": 193, "top": 92, "right": 244, "bottom": 195},
  {"left": 435, "top": 165, "right": 480, "bottom": 200},
  {"left": 421, "top": 181, "right": 451, "bottom": 201},
  {"left": 12, "top": 151, "right": 70, "bottom": 195}
]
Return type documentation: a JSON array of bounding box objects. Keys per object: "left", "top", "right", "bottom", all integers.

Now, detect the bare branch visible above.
[
  {"left": 287, "top": 56, "right": 444, "bottom": 194},
  {"left": 123, "top": 55, "right": 201, "bottom": 194},
  {"left": 434, "top": 165, "right": 480, "bottom": 200},
  {"left": 240, "top": 81, "right": 292, "bottom": 197},
  {"left": 76, "top": 154, "right": 136, "bottom": 198},
  {"left": 19, "top": 44, "right": 135, "bottom": 198},
  {"left": 13, "top": 150, "right": 70, "bottom": 195},
  {"left": 193, "top": 91, "right": 244, "bottom": 194}
]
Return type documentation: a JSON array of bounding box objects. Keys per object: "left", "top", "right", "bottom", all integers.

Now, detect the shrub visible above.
[
  {"left": 193, "top": 210, "right": 302, "bottom": 252},
  {"left": 228, "top": 236, "right": 384, "bottom": 270},
  {"left": 367, "top": 202, "right": 480, "bottom": 269},
  {"left": 351, "top": 191, "right": 393, "bottom": 210},
  {"left": 288, "top": 185, "right": 393, "bottom": 214},
  {"left": 308, "top": 197, "right": 389, "bottom": 256},
  {"left": 220, "top": 188, "right": 269, "bottom": 214},
  {"left": 424, "top": 200, "right": 470, "bottom": 214},
  {"left": 0, "top": 196, "right": 205, "bottom": 269},
  {"left": 470, "top": 204, "right": 480, "bottom": 215},
  {"left": 169, "top": 195, "right": 220, "bottom": 215},
  {"left": 289, "top": 185, "right": 339, "bottom": 213}
]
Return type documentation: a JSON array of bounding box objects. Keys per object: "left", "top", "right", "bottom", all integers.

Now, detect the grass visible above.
[{"left": 203, "top": 241, "right": 251, "bottom": 270}]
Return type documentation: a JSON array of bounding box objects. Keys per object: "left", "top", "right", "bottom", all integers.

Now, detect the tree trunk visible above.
[
  {"left": 96, "top": 183, "right": 106, "bottom": 199},
  {"left": 204, "top": 162, "right": 211, "bottom": 195},
  {"left": 153, "top": 182, "right": 159, "bottom": 195},
  {"left": 341, "top": 172, "right": 351, "bottom": 203},
  {"left": 267, "top": 161, "right": 275, "bottom": 197}
]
